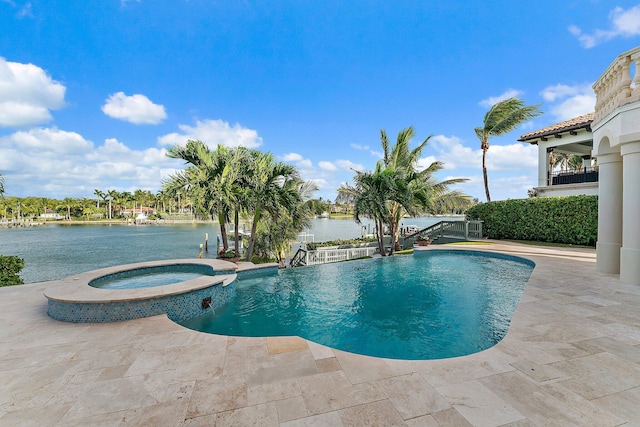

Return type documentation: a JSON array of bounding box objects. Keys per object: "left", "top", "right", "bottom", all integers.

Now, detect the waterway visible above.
[{"left": 0, "top": 216, "right": 459, "bottom": 284}]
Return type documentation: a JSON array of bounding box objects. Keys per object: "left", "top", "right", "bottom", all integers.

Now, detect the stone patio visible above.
[{"left": 1, "top": 241, "right": 639, "bottom": 426}]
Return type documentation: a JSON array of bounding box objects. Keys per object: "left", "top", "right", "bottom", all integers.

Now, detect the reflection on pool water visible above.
[
  {"left": 180, "top": 250, "right": 534, "bottom": 360},
  {"left": 89, "top": 264, "right": 217, "bottom": 290}
]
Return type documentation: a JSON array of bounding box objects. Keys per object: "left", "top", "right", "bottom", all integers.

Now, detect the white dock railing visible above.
[{"left": 303, "top": 246, "right": 378, "bottom": 266}]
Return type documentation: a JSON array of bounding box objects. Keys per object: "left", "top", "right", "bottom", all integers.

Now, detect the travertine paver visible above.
[{"left": 1, "top": 241, "right": 640, "bottom": 425}]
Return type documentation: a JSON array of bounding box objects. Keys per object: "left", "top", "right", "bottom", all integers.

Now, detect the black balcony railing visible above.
[{"left": 550, "top": 166, "right": 599, "bottom": 186}]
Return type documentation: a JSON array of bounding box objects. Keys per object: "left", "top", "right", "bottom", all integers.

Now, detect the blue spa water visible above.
[
  {"left": 89, "top": 264, "right": 217, "bottom": 290},
  {"left": 180, "top": 250, "right": 534, "bottom": 360}
]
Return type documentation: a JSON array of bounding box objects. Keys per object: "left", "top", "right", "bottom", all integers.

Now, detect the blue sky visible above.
[{"left": 1, "top": 1, "right": 639, "bottom": 203}]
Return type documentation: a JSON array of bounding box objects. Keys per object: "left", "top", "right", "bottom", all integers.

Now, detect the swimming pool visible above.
[{"left": 180, "top": 250, "right": 534, "bottom": 360}]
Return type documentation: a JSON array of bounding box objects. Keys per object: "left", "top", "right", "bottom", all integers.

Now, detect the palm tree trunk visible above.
[
  {"left": 482, "top": 148, "right": 491, "bottom": 202},
  {"left": 218, "top": 211, "right": 229, "bottom": 252},
  {"left": 234, "top": 209, "right": 240, "bottom": 257},
  {"left": 376, "top": 219, "right": 386, "bottom": 256},
  {"left": 245, "top": 208, "right": 261, "bottom": 261}
]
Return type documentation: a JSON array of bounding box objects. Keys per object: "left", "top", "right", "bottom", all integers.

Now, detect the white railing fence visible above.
[{"left": 304, "top": 246, "right": 378, "bottom": 266}]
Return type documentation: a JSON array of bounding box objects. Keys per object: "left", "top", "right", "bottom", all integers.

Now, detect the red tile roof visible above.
[{"left": 518, "top": 112, "right": 594, "bottom": 142}]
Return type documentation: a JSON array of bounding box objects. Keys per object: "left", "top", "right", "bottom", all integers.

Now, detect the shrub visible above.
[
  {"left": 250, "top": 255, "right": 275, "bottom": 264},
  {"left": 0, "top": 255, "right": 25, "bottom": 287},
  {"left": 465, "top": 195, "right": 597, "bottom": 246},
  {"left": 218, "top": 250, "right": 238, "bottom": 259}
]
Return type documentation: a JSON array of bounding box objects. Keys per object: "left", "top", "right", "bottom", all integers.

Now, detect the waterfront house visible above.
[{"left": 39, "top": 208, "right": 63, "bottom": 220}]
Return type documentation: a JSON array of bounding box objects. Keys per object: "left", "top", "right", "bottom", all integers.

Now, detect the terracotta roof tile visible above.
[{"left": 518, "top": 112, "right": 594, "bottom": 142}]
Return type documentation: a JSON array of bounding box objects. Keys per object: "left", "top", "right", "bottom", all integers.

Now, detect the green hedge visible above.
[
  {"left": 465, "top": 195, "right": 598, "bottom": 246},
  {"left": 0, "top": 255, "right": 25, "bottom": 287}
]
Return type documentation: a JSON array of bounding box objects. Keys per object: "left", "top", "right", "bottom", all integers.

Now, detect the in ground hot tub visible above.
[
  {"left": 89, "top": 263, "right": 219, "bottom": 290},
  {"left": 43, "top": 259, "right": 247, "bottom": 323}
]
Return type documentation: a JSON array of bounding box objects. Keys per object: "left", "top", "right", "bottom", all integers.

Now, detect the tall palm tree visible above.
[
  {"left": 165, "top": 140, "right": 241, "bottom": 252},
  {"left": 475, "top": 97, "right": 542, "bottom": 202},
  {"left": 243, "top": 150, "right": 301, "bottom": 261},
  {"left": 252, "top": 179, "right": 317, "bottom": 264},
  {"left": 0, "top": 173, "right": 5, "bottom": 198},
  {"left": 93, "top": 189, "right": 103, "bottom": 210}
]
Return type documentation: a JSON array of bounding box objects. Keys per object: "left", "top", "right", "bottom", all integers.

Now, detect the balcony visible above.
[
  {"left": 550, "top": 166, "right": 599, "bottom": 186},
  {"left": 592, "top": 46, "right": 640, "bottom": 125}
]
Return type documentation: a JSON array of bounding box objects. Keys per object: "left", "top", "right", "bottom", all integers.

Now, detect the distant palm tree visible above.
[
  {"left": 0, "top": 173, "right": 4, "bottom": 197},
  {"left": 106, "top": 190, "right": 118, "bottom": 219},
  {"left": 93, "top": 189, "right": 104, "bottom": 210},
  {"left": 476, "top": 97, "right": 542, "bottom": 202}
]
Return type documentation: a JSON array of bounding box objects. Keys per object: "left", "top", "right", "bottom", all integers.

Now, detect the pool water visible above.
[
  {"left": 180, "top": 250, "right": 534, "bottom": 360},
  {"left": 89, "top": 264, "right": 217, "bottom": 290}
]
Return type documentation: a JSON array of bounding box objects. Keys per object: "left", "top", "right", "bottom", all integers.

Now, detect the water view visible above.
[{"left": 1, "top": 216, "right": 459, "bottom": 283}]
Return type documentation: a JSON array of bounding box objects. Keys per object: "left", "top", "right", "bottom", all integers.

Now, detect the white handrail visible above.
[{"left": 304, "top": 246, "right": 378, "bottom": 266}]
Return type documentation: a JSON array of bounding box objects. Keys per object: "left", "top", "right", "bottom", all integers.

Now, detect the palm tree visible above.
[
  {"left": 0, "top": 173, "right": 5, "bottom": 198},
  {"left": 338, "top": 164, "right": 397, "bottom": 255},
  {"left": 58, "top": 198, "right": 77, "bottom": 220},
  {"left": 475, "top": 97, "right": 542, "bottom": 201},
  {"left": 243, "top": 150, "right": 301, "bottom": 261},
  {"left": 106, "top": 190, "right": 119, "bottom": 219},
  {"left": 339, "top": 127, "right": 471, "bottom": 255},
  {"left": 252, "top": 179, "right": 317, "bottom": 264},
  {"left": 378, "top": 127, "right": 471, "bottom": 253},
  {"left": 94, "top": 189, "right": 104, "bottom": 210},
  {"left": 165, "top": 140, "right": 241, "bottom": 252}
]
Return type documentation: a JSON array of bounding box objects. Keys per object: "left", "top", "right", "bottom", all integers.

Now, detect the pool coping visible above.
[{"left": 43, "top": 258, "right": 240, "bottom": 303}]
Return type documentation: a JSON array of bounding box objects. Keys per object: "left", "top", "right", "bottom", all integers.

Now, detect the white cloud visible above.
[
  {"left": 158, "top": 119, "right": 263, "bottom": 148},
  {"left": 478, "top": 89, "right": 523, "bottom": 108},
  {"left": 318, "top": 161, "right": 337, "bottom": 171},
  {"left": 351, "top": 142, "right": 384, "bottom": 159},
  {"left": 308, "top": 178, "right": 329, "bottom": 190},
  {"left": 487, "top": 144, "right": 537, "bottom": 171},
  {"left": 0, "top": 127, "right": 182, "bottom": 198},
  {"left": 8, "top": 127, "right": 92, "bottom": 155},
  {"left": 0, "top": 57, "right": 66, "bottom": 127},
  {"left": 102, "top": 92, "right": 167, "bottom": 125},
  {"left": 297, "top": 159, "right": 312, "bottom": 169},
  {"left": 429, "top": 134, "right": 478, "bottom": 169},
  {"left": 569, "top": 5, "right": 640, "bottom": 48},
  {"left": 282, "top": 152, "right": 303, "bottom": 161},
  {"left": 426, "top": 134, "right": 536, "bottom": 172},
  {"left": 281, "top": 152, "right": 317, "bottom": 178},
  {"left": 416, "top": 155, "right": 439, "bottom": 170},
  {"left": 336, "top": 159, "right": 365, "bottom": 172},
  {"left": 540, "top": 83, "right": 595, "bottom": 121}
]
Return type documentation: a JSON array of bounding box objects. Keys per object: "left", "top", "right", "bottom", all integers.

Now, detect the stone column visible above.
[
  {"left": 620, "top": 141, "right": 640, "bottom": 284},
  {"left": 596, "top": 152, "right": 623, "bottom": 274},
  {"left": 539, "top": 147, "right": 551, "bottom": 187}
]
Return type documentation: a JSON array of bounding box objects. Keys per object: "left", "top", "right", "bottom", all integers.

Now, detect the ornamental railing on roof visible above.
[{"left": 592, "top": 46, "right": 640, "bottom": 125}]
